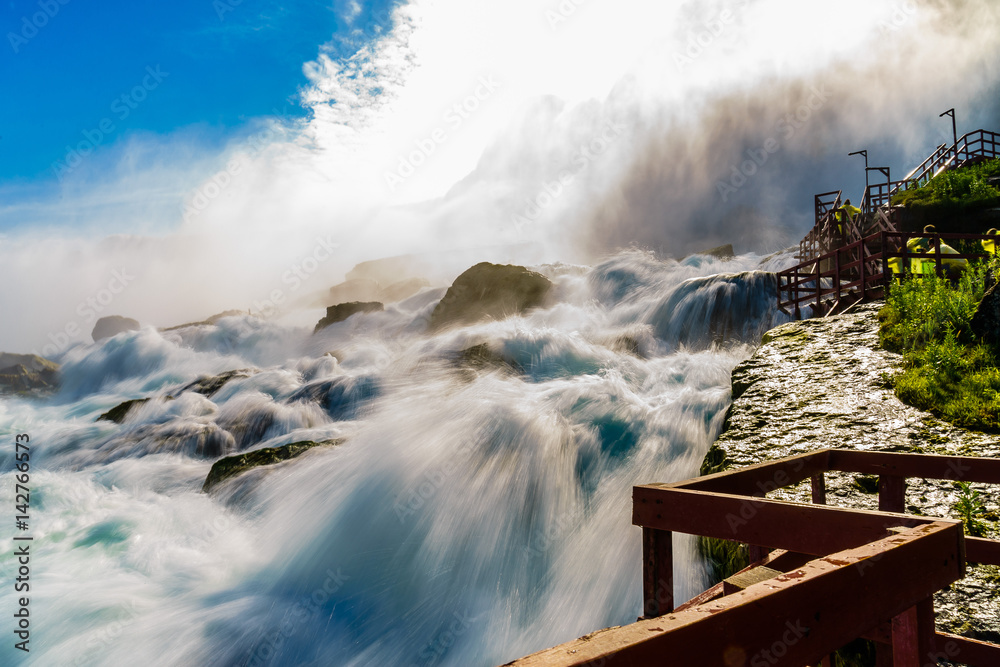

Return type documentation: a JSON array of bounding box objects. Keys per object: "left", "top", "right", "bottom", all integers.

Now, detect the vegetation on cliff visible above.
[
  {"left": 891, "top": 158, "right": 1000, "bottom": 210},
  {"left": 878, "top": 260, "right": 1000, "bottom": 432}
]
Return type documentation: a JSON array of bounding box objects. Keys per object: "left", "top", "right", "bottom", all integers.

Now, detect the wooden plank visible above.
[
  {"left": 933, "top": 632, "right": 1000, "bottom": 666},
  {"left": 632, "top": 487, "right": 940, "bottom": 557},
  {"left": 672, "top": 451, "right": 830, "bottom": 496},
  {"left": 966, "top": 536, "right": 1000, "bottom": 565},
  {"left": 502, "top": 523, "right": 963, "bottom": 667},
  {"left": 828, "top": 450, "right": 1000, "bottom": 484}
]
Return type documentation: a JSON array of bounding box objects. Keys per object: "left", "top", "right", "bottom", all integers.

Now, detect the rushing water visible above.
[{"left": 1, "top": 249, "right": 791, "bottom": 667}]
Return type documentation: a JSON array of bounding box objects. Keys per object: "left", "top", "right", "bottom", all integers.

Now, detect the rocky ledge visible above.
[{"left": 704, "top": 302, "right": 1000, "bottom": 641}]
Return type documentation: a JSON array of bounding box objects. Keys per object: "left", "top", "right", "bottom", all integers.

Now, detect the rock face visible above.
[
  {"left": 98, "top": 398, "right": 152, "bottom": 423},
  {"left": 0, "top": 353, "right": 60, "bottom": 395},
  {"left": 202, "top": 439, "right": 343, "bottom": 492},
  {"left": 92, "top": 316, "right": 140, "bottom": 342},
  {"left": 314, "top": 302, "right": 384, "bottom": 333},
  {"left": 705, "top": 303, "right": 999, "bottom": 640},
  {"left": 429, "top": 263, "right": 552, "bottom": 331},
  {"left": 380, "top": 277, "right": 430, "bottom": 303},
  {"left": 694, "top": 244, "right": 735, "bottom": 260},
  {"left": 971, "top": 283, "right": 1000, "bottom": 347},
  {"left": 328, "top": 279, "right": 381, "bottom": 304},
  {"left": 162, "top": 310, "right": 247, "bottom": 331}
]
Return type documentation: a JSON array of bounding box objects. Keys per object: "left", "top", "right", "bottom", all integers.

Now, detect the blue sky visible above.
[{"left": 0, "top": 0, "right": 399, "bottom": 187}]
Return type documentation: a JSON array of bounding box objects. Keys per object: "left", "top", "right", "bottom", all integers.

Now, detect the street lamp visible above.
[
  {"left": 940, "top": 108, "right": 957, "bottom": 165},
  {"left": 849, "top": 150, "right": 868, "bottom": 212}
]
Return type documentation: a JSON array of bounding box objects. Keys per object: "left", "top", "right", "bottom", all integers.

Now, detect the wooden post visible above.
[
  {"left": 860, "top": 241, "right": 867, "bottom": 300},
  {"left": 642, "top": 528, "right": 673, "bottom": 618},
  {"left": 889, "top": 598, "right": 935, "bottom": 666},
  {"left": 935, "top": 236, "right": 943, "bottom": 279},
  {"left": 879, "top": 475, "right": 906, "bottom": 513},
  {"left": 811, "top": 473, "right": 827, "bottom": 505},
  {"left": 834, "top": 249, "right": 841, "bottom": 312}
]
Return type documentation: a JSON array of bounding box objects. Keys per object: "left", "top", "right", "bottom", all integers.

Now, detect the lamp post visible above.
[
  {"left": 867, "top": 166, "right": 891, "bottom": 211},
  {"left": 849, "top": 150, "right": 868, "bottom": 213},
  {"left": 940, "top": 108, "right": 957, "bottom": 165}
]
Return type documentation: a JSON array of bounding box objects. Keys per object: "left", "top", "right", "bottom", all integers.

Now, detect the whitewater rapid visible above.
[{"left": 0, "top": 249, "right": 790, "bottom": 666}]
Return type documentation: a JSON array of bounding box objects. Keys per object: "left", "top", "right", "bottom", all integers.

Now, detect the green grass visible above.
[
  {"left": 953, "top": 482, "right": 990, "bottom": 537},
  {"left": 892, "top": 158, "right": 1000, "bottom": 210},
  {"left": 879, "top": 259, "right": 1000, "bottom": 432}
]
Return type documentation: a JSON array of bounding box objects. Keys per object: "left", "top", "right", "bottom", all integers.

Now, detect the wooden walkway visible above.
[{"left": 779, "top": 129, "right": 1000, "bottom": 318}]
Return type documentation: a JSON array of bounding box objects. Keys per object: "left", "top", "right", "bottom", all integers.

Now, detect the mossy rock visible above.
[
  {"left": 429, "top": 263, "right": 551, "bottom": 331},
  {"left": 456, "top": 343, "right": 522, "bottom": 375},
  {"left": 202, "top": 439, "right": 343, "bottom": 491},
  {"left": 178, "top": 369, "right": 257, "bottom": 397},
  {"left": 98, "top": 398, "right": 152, "bottom": 424}
]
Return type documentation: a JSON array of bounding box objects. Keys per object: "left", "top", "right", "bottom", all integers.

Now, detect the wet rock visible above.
[
  {"left": 92, "top": 316, "right": 140, "bottom": 342},
  {"left": 429, "top": 263, "right": 552, "bottom": 331},
  {"left": 971, "top": 283, "right": 1000, "bottom": 348},
  {"left": 97, "top": 398, "right": 152, "bottom": 423},
  {"left": 694, "top": 244, "right": 735, "bottom": 260},
  {"left": 202, "top": 439, "right": 343, "bottom": 492},
  {"left": 161, "top": 310, "right": 247, "bottom": 331},
  {"left": 705, "top": 302, "right": 1000, "bottom": 638},
  {"left": 314, "top": 302, "right": 384, "bottom": 333},
  {"left": 101, "top": 420, "right": 236, "bottom": 460},
  {"left": 288, "top": 375, "right": 380, "bottom": 420},
  {"left": 0, "top": 353, "right": 59, "bottom": 396},
  {"left": 177, "top": 369, "right": 257, "bottom": 398},
  {"left": 456, "top": 343, "right": 522, "bottom": 376}
]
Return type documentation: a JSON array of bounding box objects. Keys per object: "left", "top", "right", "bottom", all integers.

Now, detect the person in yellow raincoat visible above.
[
  {"left": 983, "top": 228, "right": 998, "bottom": 255},
  {"left": 906, "top": 225, "right": 967, "bottom": 277}
]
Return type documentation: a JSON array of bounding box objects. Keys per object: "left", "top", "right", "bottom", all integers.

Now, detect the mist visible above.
[{"left": 2, "top": 0, "right": 999, "bottom": 353}]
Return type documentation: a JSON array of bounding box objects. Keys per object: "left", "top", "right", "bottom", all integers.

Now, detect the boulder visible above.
[
  {"left": 971, "top": 283, "right": 1000, "bottom": 347},
  {"left": 429, "top": 263, "right": 552, "bottom": 331},
  {"left": 314, "top": 302, "right": 384, "bottom": 333},
  {"left": 328, "top": 279, "right": 380, "bottom": 304},
  {"left": 379, "top": 277, "right": 430, "bottom": 303},
  {"left": 696, "top": 244, "right": 735, "bottom": 260},
  {"left": 0, "top": 354, "right": 59, "bottom": 396},
  {"left": 202, "top": 439, "right": 343, "bottom": 492},
  {"left": 176, "top": 369, "right": 257, "bottom": 398},
  {"left": 161, "top": 310, "right": 247, "bottom": 332},
  {"left": 97, "top": 398, "right": 152, "bottom": 423},
  {"left": 92, "top": 316, "right": 140, "bottom": 342},
  {"left": 456, "top": 343, "right": 522, "bottom": 376}
]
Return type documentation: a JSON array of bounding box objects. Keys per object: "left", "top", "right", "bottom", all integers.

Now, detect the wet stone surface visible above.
[{"left": 706, "top": 302, "right": 1000, "bottom": 640}]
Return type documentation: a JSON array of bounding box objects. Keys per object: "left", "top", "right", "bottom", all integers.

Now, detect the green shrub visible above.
[
  {"left": 892, "top": 158, "right": 1000, "bottom": 210},
  {"left": 879, "top": 258, "right": 1000, "bottom": 432},
  {"left": 952, "top": 482, "right": 989, "bottom": 537}
]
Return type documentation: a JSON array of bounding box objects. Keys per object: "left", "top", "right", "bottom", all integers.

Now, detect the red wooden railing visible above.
[
  {"left": 506, "top": 450, "right": 1000, "bottom": 667},
  {"left": 778, "top": 231, "right": 995, "bottom": 318}
]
